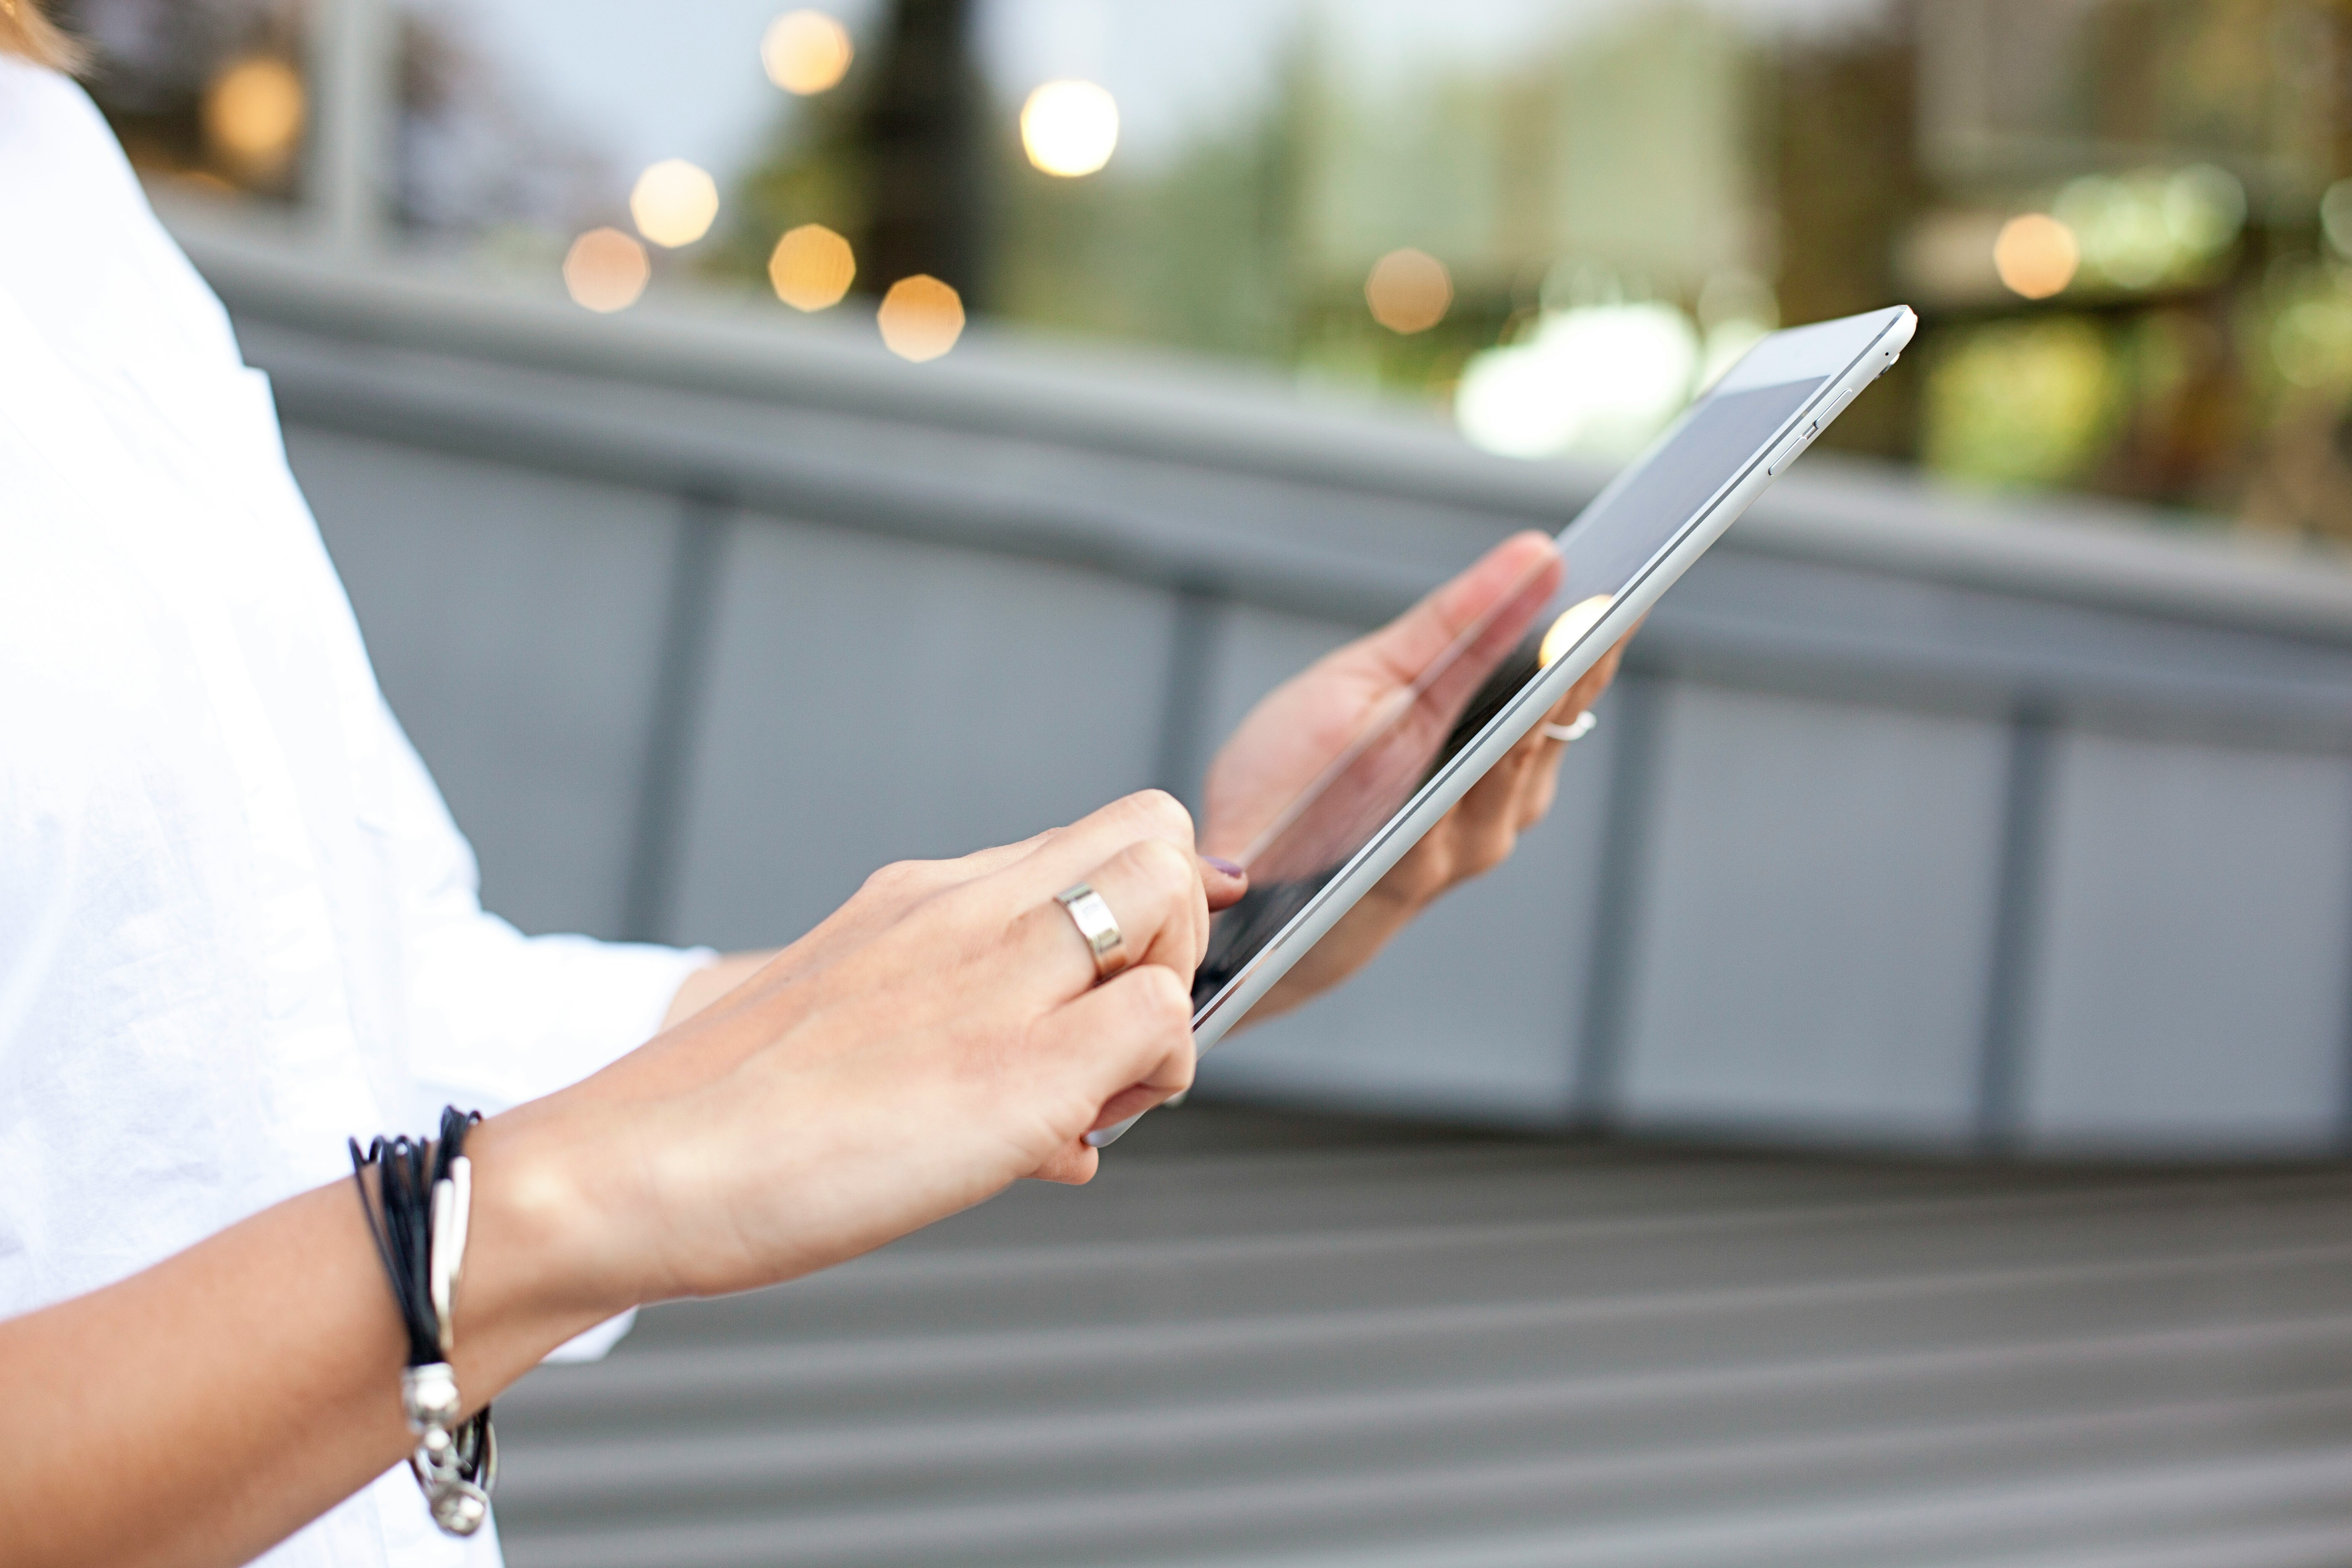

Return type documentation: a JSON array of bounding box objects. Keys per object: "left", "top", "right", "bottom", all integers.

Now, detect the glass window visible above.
[{"left": 48, "top": 0, "right": 2352, "bottom": 540}]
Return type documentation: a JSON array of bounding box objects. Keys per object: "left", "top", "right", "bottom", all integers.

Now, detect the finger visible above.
[
  {"left": 1026, "top": 966, "right": 1197, "bottom": 1181},
  {"left": 1201, "top": 853, "right": 1248, "bottom": 911},
  {"left": 1362, "top": 532, "right": 1563, "bottom": 686},
  {"left": 1026, "top": 1142, "right": 1099, "bottom": 1185},
  {"left": 1515, "top": 739, "right": 1562, "bottom": 828},
  {"left": 1442, "top": 745, "right": 1535, "bottom": 880},
  {"left": 1004, "top": 835, "right": 1210, "bottom": 1004},
  {"left": 983, "top": 789, "right": 1202, "bottom": 910}
]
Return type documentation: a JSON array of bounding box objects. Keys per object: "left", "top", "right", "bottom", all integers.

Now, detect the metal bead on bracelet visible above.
[{"left": 351, "top": 1107, "right": 496, "bottom": 1537}]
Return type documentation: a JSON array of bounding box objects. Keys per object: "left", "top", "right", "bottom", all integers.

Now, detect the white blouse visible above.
[{"left": 0, "top": 58, "right": 712, "bottom": 1567}]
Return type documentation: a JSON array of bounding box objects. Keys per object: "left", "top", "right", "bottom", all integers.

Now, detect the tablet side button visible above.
[{"left": 1765, "top": 420, "right": 1817, "bottom": 477}]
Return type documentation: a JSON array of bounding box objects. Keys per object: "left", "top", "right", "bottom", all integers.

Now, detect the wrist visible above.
[{"left": 453, "top": 1106, "right": 645, "bottom": 1357}]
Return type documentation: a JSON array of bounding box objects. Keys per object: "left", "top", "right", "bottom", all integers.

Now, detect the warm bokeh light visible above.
[
  {"left": 1364, "top": 248, "right": 1452, "bottom": 334},
  {"left": 631, "top": 159, "right": 720, "bottom": 248},
  {"left": 1993, "top": 213, "right": 2079, "bottom": 300},
  {"left": 769, "top": 224, "right": 856, "bottom": 311},
  {"left": 1020, "top": 80, "right": 1119, "bottom": 177},
  {"left": 202, "top": 56, "right": 304, "bottom": 173},
  {"left": 761, "top": 10, "right": 854, "bottom": 95},
  {"left": 877, "top": 275, "right": 965, "bottom": 361},
  {"left": 563, "top": 227, "right": 652, "bottom": 313},
  {"left": 1540, "top": 596, "right": 1617, "bottom": 668}
]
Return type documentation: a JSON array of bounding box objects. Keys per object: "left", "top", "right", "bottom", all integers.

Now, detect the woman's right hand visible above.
[{"left": 479, "top": 789, "right": 1227, "bottom": 1320}]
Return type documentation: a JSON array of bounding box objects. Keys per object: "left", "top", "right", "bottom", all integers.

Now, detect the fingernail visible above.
[{"left": 1202, "top": 855, "right": 1246, "bottom": 878}]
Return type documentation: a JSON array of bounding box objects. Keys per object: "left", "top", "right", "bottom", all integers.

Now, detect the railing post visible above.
[
  {"left": 307, "top": 0, "right": 394, "bottom": 256},
  {"left": 1977, "top": 703, "right": 2056, "bottom": 1151}
]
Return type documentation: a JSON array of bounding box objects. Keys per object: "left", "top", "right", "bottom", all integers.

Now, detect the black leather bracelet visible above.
[{"left": 350, "top": 1106, "right": 495, "bottom": 1536}]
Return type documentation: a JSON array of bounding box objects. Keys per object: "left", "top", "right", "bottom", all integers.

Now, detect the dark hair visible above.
[{"left": 1, "top": 1, "right": 88, "bottom": 72}]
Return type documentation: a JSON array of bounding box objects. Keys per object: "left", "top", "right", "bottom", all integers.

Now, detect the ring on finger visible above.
[
  {"left": 1054, "top": 882, "right": 1130, "bottom": 983},
  {"left": 1540, "top": 711, "right": 1598, "bottom": 745}
]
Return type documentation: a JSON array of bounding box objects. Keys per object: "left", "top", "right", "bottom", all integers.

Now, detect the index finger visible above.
[
  {"left": 1362, "top": 531, "right": 1563, "bottom": 686},
  {"left": 980, "top": 789, "right": 1219, "bottom": 909}
]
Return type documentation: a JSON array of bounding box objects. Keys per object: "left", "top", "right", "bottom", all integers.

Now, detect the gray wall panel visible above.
[
  {"left": 1189, "top": 606, "right": 1617, "bottom": 1122},
  {"left": 2022, "top": 730, "right": 2352, "bottom": 1150},
  {"left": 1617, "top": 685, "right": 2011, "bottom": 1140},
  {"left": 663, "top": 517, "right": 1180, "bottom": 950},
  {"left": 284, "top": 425, "right": 681, "bottom": 939}
]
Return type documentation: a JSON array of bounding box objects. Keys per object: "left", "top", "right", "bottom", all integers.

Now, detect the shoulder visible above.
[{"left": 0, "top": 54, "right": 243, "bottom": 371}]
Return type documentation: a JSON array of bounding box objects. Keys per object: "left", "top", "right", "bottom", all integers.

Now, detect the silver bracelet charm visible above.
[{"left": 404, "top": 1153, "right": 494, "bottom": 1536}]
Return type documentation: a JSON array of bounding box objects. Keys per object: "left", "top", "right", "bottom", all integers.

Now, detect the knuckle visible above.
[
  {"left": 1127, "top": 788, "right": 1195, "bottom": 842},
  {"left": 858, "top": 859, "right": 922, "bottom": 905}
]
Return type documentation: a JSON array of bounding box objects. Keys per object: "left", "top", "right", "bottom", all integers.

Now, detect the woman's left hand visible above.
[{"left": 1198, "top": 531, "right": 1633, "bottom": 1022}]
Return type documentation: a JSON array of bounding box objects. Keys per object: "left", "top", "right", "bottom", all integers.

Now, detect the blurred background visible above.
[
  {"left": 57, "top": 0, "right": 2352, "bottom": 509},
  {"left": 53, "top": 0, "right": 2352, "bottom": 1563}
]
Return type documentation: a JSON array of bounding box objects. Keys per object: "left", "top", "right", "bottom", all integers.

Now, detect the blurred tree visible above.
[
  {"left": 856, "top": 0, "right": 990, "bottom": 307},
  {"left": 1769, "top": 9, "right": 1921, "bottom": 459},
  {"left": 717, "top": 0, "right": 991, "bottom": 310}
]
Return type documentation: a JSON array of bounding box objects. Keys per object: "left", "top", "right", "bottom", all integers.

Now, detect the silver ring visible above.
[
  {"left": 1054, "top": 882, "right": 1129, "bottom": 982},
  {"left": 1540, "top": 711, "right": 1598, "bottom": 745}
]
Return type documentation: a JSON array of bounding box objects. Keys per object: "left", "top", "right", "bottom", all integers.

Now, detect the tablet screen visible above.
[{"left": 1193, "top": 374, "right": 1828, "bottom": 1014}]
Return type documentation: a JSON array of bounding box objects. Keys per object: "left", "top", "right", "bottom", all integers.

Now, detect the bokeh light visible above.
[
  {"left": 1993, "top": 214, "right": 2079, "bottom": 301},
  {"left": 877, "top": 275, "right": 965, "bottom": 361},
  {"left": 564, "top": 227, "right": 652, "bottom": 313},
  {"left": 1457, "top": 302, "right": 1700, "bottom": 460},
  {"left": 1923, "top": 318, "right": 2118, "bottom": 488},
  {"left": 1020, "top": 80, "right": 1119, "bottom": 178},
  {"left": 2272, "top": 301, "right": 2352, "bottom": 390},
  {"left": 769, "top": 224, "right": 856, "bottom": 311},
  {"left": 202, "top": 56, "right": 304, "bottom": 175},
  {"left": 2053, "top": 165, "right": 2244, "bottom": 291},
  {"left": 2267, "top": 265, "right": 2352, "bottom": 393},
  {"left": 631, "top": 159, "right": 720, "bottom": 248},
  {"left": 2321, "top": 180, "right": 2352, "bottom": 262},
  {"left": 761, "top": 10, "right": 854, "bottom": 95},
  {"left": 1364, "top": 248, "right": 1452, "bottom": 334}
]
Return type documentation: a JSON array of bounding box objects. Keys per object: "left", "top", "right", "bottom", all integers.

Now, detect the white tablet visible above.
[{"left": 1090, "top": 304, "right": 1916, "bottom": 1147}]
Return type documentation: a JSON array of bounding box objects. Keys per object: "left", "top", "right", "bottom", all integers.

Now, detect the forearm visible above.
[{"left": 0, "top": 1119, "right": 611, "bottom": 1568}]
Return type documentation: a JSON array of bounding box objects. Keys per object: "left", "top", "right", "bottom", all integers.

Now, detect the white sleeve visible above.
[
  {"left": 368, "top": 693, "right": 716, "bottom": 1119},
  {"left": 366, "top": 701, "right": 704, "bottom": 1365}
]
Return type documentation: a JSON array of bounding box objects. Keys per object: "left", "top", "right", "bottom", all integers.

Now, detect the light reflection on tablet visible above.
[{"left": 1539, "top": 595, "right": 1616, "bottom": 668}]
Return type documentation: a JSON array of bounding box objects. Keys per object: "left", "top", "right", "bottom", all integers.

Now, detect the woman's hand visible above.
[
  {"left": 0, "top": 792, "right": 1243, "bottom": 1568},
  {"left": 1199, "top": 531, "right": 1632, "bottom": 1022},
  {"left": 491, "top": 789, "right": 1243, "bottom": 1314}
]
